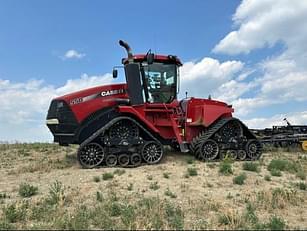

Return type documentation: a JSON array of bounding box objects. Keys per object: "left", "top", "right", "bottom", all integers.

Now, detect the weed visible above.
[
  {"left": 0, "top": 192, "right": 8, "bottom": 199},
  {"left": 96, "top": 191, "right": 103, "bottom": 202},
  {"left": 93, "top": 176, "right": 101, "bottom": 182},
  {"left": 296, "top": 170, "right": 306, "bottom": 180},
  {"left": 244, "top": 202, "right": 258, "bottom": 224},
  {"left": 264, "top": 175, "right": 271, "bottom": 181},
  {"left": 45, "top": 180, "right": 65, "bottom": 206},
  {"left": 186, "top": 156, "right": 194, "bottom": 164},
  {"left": 127, "top": 183, "right": 133, "bottom": 191},
  {"left": 3, "top": 203, "right": 27, "bottom": 223},
  {"left": 165, "top": 188, "right": 177, "bottom": 198},
  {"left": 102, "top": 172, "right": 114, "bottom": 181},
  {"left": 18, "top": 183, "right": 38, "bottom": 198},
  {"left": 147, "top": 175, "right": 153, "bottom": 180},
  {"left": 164, "top": 202, "right": 184, "bottom": 229},
  {"left": 266, "top": 216, "right": 286, "bottom": 230},
  {"left": 163, "top": 172, "right": 170, "bottom": 179},
  {"left": 268, "top": 159, "right": 302, "bottom": 174},
  {"left": 243, "top": 162, "right": 259, "bottom": 172},
  {"left": 233, "top": 173, "right": 247, "bottom": 185},
  {"left": 0, "top": 221, "right": 14, "bottom": 229},
  {"left": 270, "top": 168, "right": 282, "bottom": 177},
  {"left": 219, "top": 160, "right": 233, "bottom": 175},
  {"left": 295, "top": 181, "right": 307, "bottom": 190},
  {"left": 149, "top": 181, "right": 160, "bottom": 191},
  {"left": 120, "top": 204, "right": 136, "bottom": 228},
  {"left": 114, "top": 169, "right": 126, "bottom": 176},
  {"left": 108, "top": 202, "right": 122, "bottom": 216},
  {"left": 187, "top": 167, "right": 198, "bottom": 176}
]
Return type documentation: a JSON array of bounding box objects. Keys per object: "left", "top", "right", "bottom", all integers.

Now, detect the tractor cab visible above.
[{"left": 116, "top": 40, "right": 182, "bottom": 105}]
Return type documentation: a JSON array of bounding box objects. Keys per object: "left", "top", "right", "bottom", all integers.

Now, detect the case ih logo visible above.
[
  {"left": 70, "top": 89, "right": 125, "bottom": 105},
  {"left": 101, "top": 89, "right": 125, "bottom": 97}
]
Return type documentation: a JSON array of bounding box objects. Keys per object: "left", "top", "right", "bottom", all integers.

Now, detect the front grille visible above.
[{"left": 46, "top": 100, "right": 79, "bottom": 144}]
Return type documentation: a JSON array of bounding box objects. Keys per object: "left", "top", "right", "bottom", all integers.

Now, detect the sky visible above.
[{"left": 0, "top": 0, "right": 307, "bottom": 142}]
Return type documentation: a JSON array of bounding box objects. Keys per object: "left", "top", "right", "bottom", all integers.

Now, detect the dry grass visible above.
[{"left": 0, "top": 143, "right": 306, "bottom": 229}]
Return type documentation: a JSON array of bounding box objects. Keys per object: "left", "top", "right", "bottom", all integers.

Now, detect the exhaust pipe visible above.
[{"left": 119, "top": 40, "right": 133, "bottom": 62}]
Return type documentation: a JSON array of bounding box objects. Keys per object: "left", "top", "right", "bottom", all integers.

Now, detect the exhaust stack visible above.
[{"left": 119, "top": 40, "right": 133, "bottom": 62}]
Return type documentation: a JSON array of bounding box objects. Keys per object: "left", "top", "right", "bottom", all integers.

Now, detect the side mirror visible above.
[
  {"left": 147, "top": 53, "right": 154, "bottom": 65},
  {"left": 112, "top": 69, "right": 118, "bottom": 78}
]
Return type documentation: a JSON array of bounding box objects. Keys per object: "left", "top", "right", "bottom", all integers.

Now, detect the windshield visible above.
[{"left": 142, "top": 63, "right": 177, "bottom": 103}]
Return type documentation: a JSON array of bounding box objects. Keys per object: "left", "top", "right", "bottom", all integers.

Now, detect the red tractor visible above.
[{"left": 46, "top": 40, "right": 262, "bottom": 168}]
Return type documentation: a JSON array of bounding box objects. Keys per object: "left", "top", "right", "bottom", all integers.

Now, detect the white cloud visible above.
[
  {"left": 63, "top": 49, "right": 86, "bottom": 60},
  {"left": 244, "top": 111, "right": 307, "bottom": 129},
  {"left": 211, "top": 0, "right": 307, "bottom": 119},
  {"left": 213, "top": 0, "right": 307, "bottom": 55},
  {"left": 0, "top": 74, "right": 113, "bottom": 142},
  {"left": 179, "top": 57, "right": 244, "bottom": 99}
]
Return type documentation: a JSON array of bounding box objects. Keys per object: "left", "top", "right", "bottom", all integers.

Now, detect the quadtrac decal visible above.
[{"left": 70, "top": 89, "right": 125, "bottom": 105}]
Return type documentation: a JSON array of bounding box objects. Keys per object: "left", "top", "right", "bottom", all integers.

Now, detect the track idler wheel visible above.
[
  {"left": 106, "top": 154, "right": 117, "bottom": 167},
  {"left": 118, "top": 154, "right": 130, "bottom": 167},
  {"left": 130, "top": 153, "right": 142, "bottom": 166},
  {"left": 142, "top": 141, "right": 164, "bottom": 164},
  {"left": 246, "top": 140, "right": 262, "bottom": 160},
  {"left": 78, "top": 143, "right": 104, "bottom": 169},
  {"left": 197, "top": 139, "right": 219, "bottom": 161}
]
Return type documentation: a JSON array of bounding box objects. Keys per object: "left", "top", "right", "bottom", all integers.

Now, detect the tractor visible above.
[{"left": 46, "top": 40, "right": 262, "bottom": 168}]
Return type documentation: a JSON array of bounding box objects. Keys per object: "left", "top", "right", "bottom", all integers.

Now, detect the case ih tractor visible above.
[{"left": 46, "top": 40, "right": 262, "bottom": 168}]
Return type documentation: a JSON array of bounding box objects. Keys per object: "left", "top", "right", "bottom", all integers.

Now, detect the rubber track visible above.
[
  {"left": 78, "top": 116, "right": 162, "bottom": 152},
  {"left": 190, "top": 117, "right": 254, "bottom": 157}
]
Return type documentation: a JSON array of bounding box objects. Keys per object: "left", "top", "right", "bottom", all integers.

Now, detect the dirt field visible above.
[{"left": 0, "top": 143, "right": 306, "bottom": 229}]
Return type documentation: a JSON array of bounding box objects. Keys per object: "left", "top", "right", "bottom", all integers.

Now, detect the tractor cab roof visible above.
[{"left": 122, "top": 54, "right": 183, "bottom": 66}]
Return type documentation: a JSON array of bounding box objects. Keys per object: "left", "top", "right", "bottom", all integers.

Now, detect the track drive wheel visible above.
[
  {"left": 106, "top": 154, "right": 117, "bottom": 167},
  {"left": 78, "top": 143, "right": 104, "bottom": 169},
  {"left": 246, "top": 140, "right": 262, "bottom": 160},
  {"left": 196, "top": 139, "right": 219, "bottom": 161},
  {"left": 142, "top": 141, "right": 164, "bottom": 164},
  {"left": 220, "top": 120, "right": 243, "bottom": 140}
]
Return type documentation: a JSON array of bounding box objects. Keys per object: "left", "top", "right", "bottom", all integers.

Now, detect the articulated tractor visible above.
[{"left": 46, "top": 40, "right": 262, "bottom": 168}]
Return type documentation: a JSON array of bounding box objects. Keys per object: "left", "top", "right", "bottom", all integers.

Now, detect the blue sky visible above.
[
  {"left": 0, "top": 0, "right": 307, "bottom": 142},
  {"left": 0, "top": 0, "right": 241, "bottom": 85}
]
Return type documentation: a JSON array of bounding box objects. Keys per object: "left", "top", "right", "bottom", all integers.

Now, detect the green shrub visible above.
[
  {"left": 163, "top": 172, "right": 170, "bottom": 179},
  {"left": 114, "top": 169, "right": 126, "bottom": 176},
  {"left": 268, "top": 159, "right": 301, "bottom": 174},
  {"left": 296, "top": 170, "right": 306, "bottom": 180},
  {"left": 266, "top": 216, "right": 286, "bottom": 230},
  {"left": 3, "top": 203, "right": 27, "bottom": 223},
  {"left": 147, "top": 175, "right": 153, "bottom": 180},
  {"left": 187, "top": 167, "right": 198, "bottom": 176},
  {"left": 127, "top": 183, "right": 133, "bottom": 191},
  {"left": 96, "top": 191, "right": 103, "bottom": 202},
  {"left": 264, "top": 175, "right": 271, "bottom": 181},
  {"left": 93, "top": 176, "right": 101, "bottom": 182},
  {"left": 233, "top": 173, "right": 247, "bottom": 185},
  {"left": 165, "top": 188, "right": 177, "bottom": 198},
  {"left": 270, "top": 169, "right": 282, "bottom": 177},
  {"left": 102, "top": 172, "right": 114, "bottom": 181},
  {"left": 219, "top": 161, "right": 233, "bottom": 175},
  {"left": 45, "top": 180, "right": 65, "bottom": 206},
  {"left": 164, "top": 202, "right": 184, "bottom": 229},
  {"left": 186, "top": 157, "right": 194, "bottom": 164},
  {"left": 18, "top": 183, "right": 38, "bottom": 198},
  {"left": 296, "top": 182, "right": 307, "bottom": 191},
  {"left": 243, "top": 162, "right": 259, "bottom": 172},
  {"left": 149, "top": 182, "right": 160, "bottom": 191}
]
